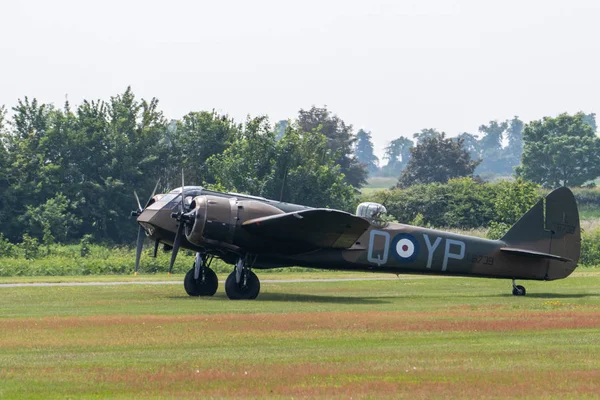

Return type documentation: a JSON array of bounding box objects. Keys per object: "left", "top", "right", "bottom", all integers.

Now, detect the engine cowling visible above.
[{"left": 184, "top": 195, "right": 284, "bottom": 248}]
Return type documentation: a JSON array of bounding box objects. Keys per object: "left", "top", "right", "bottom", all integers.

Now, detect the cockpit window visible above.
[
  {"left": 169, "top": 186, "right": 203, "bottom": 195},
  {"left": 146, "top": 193, "right": 180, "bottom": 210}
]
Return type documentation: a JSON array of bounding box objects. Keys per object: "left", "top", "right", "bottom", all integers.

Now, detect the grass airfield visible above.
[{"left": 1, "top": 271, "right": 600, "bottom": 399}]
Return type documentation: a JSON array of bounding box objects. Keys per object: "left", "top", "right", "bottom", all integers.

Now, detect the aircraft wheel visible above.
[
  {"left": 184, "top": 267, "right": 218, "bottom": 297},
  {"left": 512, "top": 285, "right": 526, "bottom": 296},
  {"left": 225, "top": 270, "right": 260, "bottom": 300}
]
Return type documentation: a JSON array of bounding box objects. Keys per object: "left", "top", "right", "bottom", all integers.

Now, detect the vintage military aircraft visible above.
[{"left": 132, "top": 182, "right": 580, "bottom": 300}]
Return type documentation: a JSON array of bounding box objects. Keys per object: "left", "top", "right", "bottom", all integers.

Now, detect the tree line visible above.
[
  {"left": 0, "top": 88, "right": 365, "bottom": 245},
  {"left": 1, "top": 87, "right": 599, "bottom": 247},
  {"left": 356, "top": 113, "right": 599, "bottom": 184}
]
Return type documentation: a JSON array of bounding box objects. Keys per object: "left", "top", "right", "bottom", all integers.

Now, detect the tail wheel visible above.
[
  {"left": 225, "top": 270, "right": 260, "bottom": 300},
  {"left": 512, "top": 284, "right": 526, "bottom": 296},
  {"left": 184, "top": 267, "right": 218, "bottom": 296}
]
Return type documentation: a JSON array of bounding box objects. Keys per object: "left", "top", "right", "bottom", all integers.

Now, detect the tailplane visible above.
[{"left": 500, "top": 187, "right": 581, "bottom": 280}]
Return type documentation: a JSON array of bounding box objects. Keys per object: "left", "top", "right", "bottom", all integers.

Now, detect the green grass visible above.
[
  {"left": 580, "top": 206, "right": 600, "bottom": 220},
  {"left": 361, "top": 176, "right": 397, "bottom": 194},
  {"left": 2, "top": 271, "right": 600, "bottom": 398}
]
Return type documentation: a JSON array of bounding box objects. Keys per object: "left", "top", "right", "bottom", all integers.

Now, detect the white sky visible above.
[{"left": 2, "top": 0, "right": 599, "bottom": 160}]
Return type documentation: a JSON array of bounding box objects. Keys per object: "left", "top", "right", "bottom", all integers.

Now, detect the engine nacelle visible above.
[{"left": 185, "top": 195, "right": 284, "bottom": 248}]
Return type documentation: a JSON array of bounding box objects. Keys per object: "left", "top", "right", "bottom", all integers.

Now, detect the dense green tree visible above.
[
  {"left": 474, "top": 117, "right": 525, "bottom": 177},
  {"left": 491, "top": 179, "right": 540, "bottom": 224},
  {"left": 274, "top": 120, "right": 288, "bottom": 141},
  {"left": 0, "top": 106, "right": 11, "bottom": 233},
  {"left": 7, "top": 98, "right": 54, "bottom": 196},
  {"left": 583, "top": 113, "right": 597, "bottom": 132},
  {"left": 397, "top": 133, "right": 481, "bottom": 187},
  {"left": 207, "top": 116, "right": 278, "bottom": 196},
  {"left": 413, "top": 128, "right": 442, "bottom": 144},
  {"left": 2, "top": 88, "right": 171, "bottom": 243},
  {"left": 272, "top": 125, "right": 356, "bottom": 210},
  {"left": 2, "top": 98, "right": 56, "bottom": 241},
  {"left": 477, "top": 120, "right": 510, "bottom": 175},
  {"left": 297, "top": 106, "right": 367, "bottom": 188},
  {"left": 478, "top": 120, "right": 507, "bottom": 151},
  {"left": 172, "top": 110, "right": 239, "bottom": 185},
  {"left": 454, "top": 132, "right": 481, "bottom": 160},
  {"left": 381, "top": 137, "right": 413, "bottom": 177},
  {"left": 74, "top": 88, "right": 169, "bottom": 242},
  {"left": 516, "top": 112, "right": 600, "bottom": 187},
  {"left": 23, "top": 193, "right": 81, "bottom": 243},
  {"left": 504, "top": 116, "right": 524, "bottom": 168},
  {"left": 354, "top": 129, "right": 379, "bottom": 175},
  {"left": 207, "top": 117, "right": 356, "bottom": 211}
]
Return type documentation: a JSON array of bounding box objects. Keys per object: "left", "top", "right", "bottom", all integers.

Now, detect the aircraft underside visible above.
[{"left": 182, "top": 250, "right": 550, "bottom": 300}]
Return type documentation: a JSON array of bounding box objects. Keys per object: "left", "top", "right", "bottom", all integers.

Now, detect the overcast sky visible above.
[{"left": 2, "top": 0, "right": 599, "bottom": 159}]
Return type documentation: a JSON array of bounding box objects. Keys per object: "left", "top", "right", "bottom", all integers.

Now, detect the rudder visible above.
[{"left": 501, "top": 187, "right": 581, "bottom": 280}]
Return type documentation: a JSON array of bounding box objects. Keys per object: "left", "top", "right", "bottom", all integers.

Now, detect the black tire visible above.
[
  {"left": 225, "top": 270, "right": 260, "bottom": 300},
  {"left": 512, "top": 285, "right": 526, "bottom": 296},
  {"left": 184, "top": 267, "right": 218, "bottom": 297}
]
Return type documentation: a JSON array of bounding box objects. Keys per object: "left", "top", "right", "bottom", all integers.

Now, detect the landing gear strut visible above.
[
  {"left": 225, "top": 256, "right": 260, "bottom": 300},
  {"left": 184, "top": 253, "right": 218, "bottom": 296},
  {"left": 512, "top": 279, "right": 526, "bottom": 296}
]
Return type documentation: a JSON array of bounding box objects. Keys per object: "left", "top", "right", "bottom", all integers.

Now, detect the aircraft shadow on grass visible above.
[
  {"left": 169, "top": 292, "right": 389, "bottom": 304},
  {"left": 256, "top": 292, "right": 389, "bottom": 304},
  {"left": 493, "top": 293, "right": 599, "bottom": 299}
]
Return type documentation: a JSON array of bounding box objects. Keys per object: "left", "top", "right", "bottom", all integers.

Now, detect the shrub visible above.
[
  {"left": 80, "top": 234, "right": 92, "bottom": 258},
  {"left": 363, "top": 178, "right": 539, "bottom": 229},
  {"left": 580, "top": 229, "right": 600, "bottom": 267},
  {"left": 486, "top": 222, "right": 511, "bottom": 240},
  {"left": 491, "top": 179, "right": 540, "bottom": 225},
  {"left": 0, "top": 233, "right": 16, "bottom": 258},
  {"left": 20, "top": 234, "right": 41, "bottom": 260}
]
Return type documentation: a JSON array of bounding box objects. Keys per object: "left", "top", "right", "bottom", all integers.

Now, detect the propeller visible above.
[
  {"left": 153, "top": 239, "right": 160, "bottom": 258},
  {"left": 168, "top": 170, "right": 187, "bottom": 275},
  {"left": 134, "top": 191, "right": 143, "bottom": 213},
  {"left": 146, "top": 179, "right": 161, "bottom": 209},
  {"left": 132, "top": 178, "right": 161, "bottom": 276},
  {"left": 134, "top": 226, "right": 144, "bottom": 276}
]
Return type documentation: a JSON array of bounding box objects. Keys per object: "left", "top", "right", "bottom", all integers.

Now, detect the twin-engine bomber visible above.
[{"left": 133, "top": 184, "right": 581, "bottom": 300}]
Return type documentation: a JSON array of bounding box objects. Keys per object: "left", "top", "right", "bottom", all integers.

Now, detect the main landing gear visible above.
[
  {"left": 184, "top": 253, "right": 218, "bottom": 296},
  {"left": 225, "top": 257, "right": 260, "bottom": 300},
  {"left": 512, "top": 279, "right": 526, "bottom": 296}
]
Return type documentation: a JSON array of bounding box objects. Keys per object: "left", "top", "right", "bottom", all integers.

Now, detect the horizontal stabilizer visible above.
[
  {"left": 500, "top": 247, "right": 572, "bottom": 263},
  {"left": 242, "top": 209, "right": 370, "bottom": 250}
]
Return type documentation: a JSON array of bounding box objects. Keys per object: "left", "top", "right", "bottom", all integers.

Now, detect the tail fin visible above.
[{"left": 501, "top": 187, "right": 581, "bottom": 280}]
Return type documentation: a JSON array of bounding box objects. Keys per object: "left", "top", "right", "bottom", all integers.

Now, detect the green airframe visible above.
[{"left": 133, "top": 185, "right": 580, "bottom": 300}]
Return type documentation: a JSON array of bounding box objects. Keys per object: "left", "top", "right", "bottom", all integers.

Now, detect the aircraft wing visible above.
[{"left": 242, "top": 209, "right": 370, "bottom": 250}]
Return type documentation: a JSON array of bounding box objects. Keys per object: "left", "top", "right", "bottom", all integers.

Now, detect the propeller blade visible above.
[
  {"left": 145, "top": 178, "right": 161, "bottom": 208},
  {"left": 134, "top": 226, "right": 144, "bottom": 276},
  {"left": 180, "top": 169, "right": 185, "bottom": 214},
  {"left": 153, "top": 239, "right": 159, "bottom": 258},
  {"left": 169, "top": 224, "right": 184, "bottom": 275},
  {"left": 134, "top": 190, "right": 143, "bottom": 212}
]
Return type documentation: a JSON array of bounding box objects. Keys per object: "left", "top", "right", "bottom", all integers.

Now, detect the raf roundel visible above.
[{"left": 391, "top": 233, "right": 419, "bottom": 263}]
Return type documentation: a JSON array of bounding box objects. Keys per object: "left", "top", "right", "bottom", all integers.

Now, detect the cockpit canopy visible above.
[{"left": 355, "top": 202, "right": 387, "bottom": 219}]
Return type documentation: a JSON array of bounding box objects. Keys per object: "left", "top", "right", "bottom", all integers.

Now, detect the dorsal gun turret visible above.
[{"left": 355, "top": 202, "right": 387, "bottom": 220}]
